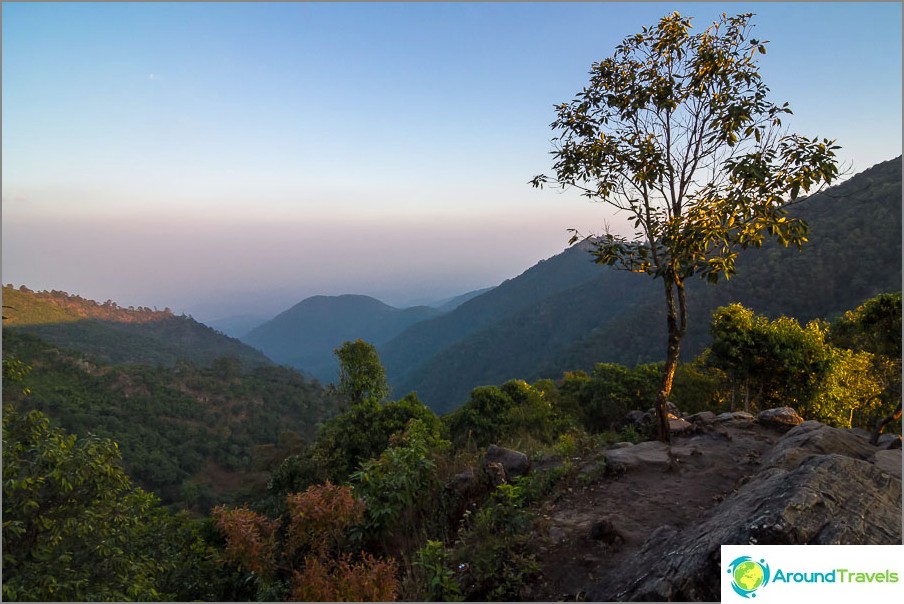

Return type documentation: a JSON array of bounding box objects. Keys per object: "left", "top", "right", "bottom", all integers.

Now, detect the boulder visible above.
[
  {"left": 604, "top": 441, "right": 703, "bottom": 473},
  {"left": 484, "top": 444, "right": 531, "bottom": 481},
  {"left": 715, "top": 411, "right": 755, "bottom": 423},
  {"left": 756, "top": 407, "right": 804, "bottom": 431},
  {"left": 877, "top": 433, "right": 902, "bottom": 450},
  {"left": 873, "top": 449, "right": 902, "bottom": 480},
  {"left": 669, "top": 417, "right": 695, "bottom": 434},
  {"left": 591, "top": 453, "right": 902, "bottom": 602},
  {"left": 685, "top": 411, "right": 717, "bottom": 425},
  {"left": 762, "top": 420, "right": 878, "bottom": 471}
]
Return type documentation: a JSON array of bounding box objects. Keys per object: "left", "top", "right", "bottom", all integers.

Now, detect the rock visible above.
[
  {"left": 604, "top": 441, "right": 703, "bottom": 473},
  {"left": 605, "top": 441, "right": 671, "bottom": 472},
  {"left": 873, "top": 449, "right": 902, "bottom": 480},
  {"left": 715, "top": 411, "right": 755, "bottom": 423},
  {"left": 685, "top": 411, "right": 716, "bottom": 425},
  {"left": 591, "top": 453, "right": 902, "bottom": 602},
  {"left": 669, "top": 417, "right": 695, "bottom": 434},
  {"left": 756, "top": 407, "right": 804, "bottom": 431},
  {"left": 484, "top": 444, "right": 531, "bottom": 481},
  {"left": 877, "top": 433, "right": 902, "bottom": 450},
  {"left": 610, "top": 441, "right": 635, "bottom": 449},
  {"left": 762, "top": 420, "right": 878, "bottom": 471},
  {"left": 617, "top": 409, "right": 651, "bottom": 433}
]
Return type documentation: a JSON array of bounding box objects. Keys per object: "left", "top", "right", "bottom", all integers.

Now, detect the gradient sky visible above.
[{"left": 3, "top": 2, "right": 901, "bottom": 320}]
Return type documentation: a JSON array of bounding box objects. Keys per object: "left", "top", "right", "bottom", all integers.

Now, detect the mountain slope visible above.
[
  {"left": 1, "top": 286, "right": 272, "bottom": 369},
  {"left": 2, "top": 328, "right": 339, "bottom": 510},
  {"left": 394, "top": 156, "right": 902, "bottom": 411},
  {"left": 243, "top": 294, "right": 443, "bottom": 383},
  {"left": 379, "top": 242, "right": 604, "bottom": 384}
]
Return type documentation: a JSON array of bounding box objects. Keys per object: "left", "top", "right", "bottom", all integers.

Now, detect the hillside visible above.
[
  {"left": 2, "top": 286, "right": 272, "bottom": 370},
  {"left": 378, "top": 242, "right": 604, "bottom": 388},
  {"left": 388, "top": 156, "right": 902, "bottom": 411},
  {"left": 243, "top": 294, "right": 443, "bottom": 383},
  {"left": 2, "top": 328, "right": 340, "bottom": 511}
]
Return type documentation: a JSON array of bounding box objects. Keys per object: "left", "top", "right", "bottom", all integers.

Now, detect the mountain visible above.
[
  {"left": 434, "top": 287, "right": 497, "bottom": 312},
  {"left": 203, "top": 313, "right": 271, "bottom": 339},
  {"left": 1, "top": 286, "right": 272, "bottom": 369},
  {"left": 377, "top": 242, "right": 606, "bottom": 387},
  {"left": 384, "top": 156, "right": 902, "bottom": 412},
  {"left": 242, "top": 294, "right": 444, "bottom": 384},
  {"left": 2, "top": 328, "right": 339, "bottom": 511}
]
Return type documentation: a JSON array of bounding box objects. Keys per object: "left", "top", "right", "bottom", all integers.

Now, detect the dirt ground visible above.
[{"left": 526, "top": 421, "right": 784, "bottom": 601}]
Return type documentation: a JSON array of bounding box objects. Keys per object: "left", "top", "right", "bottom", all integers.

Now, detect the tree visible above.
[
  {"left": 334, "top": 340, "right": 389, "bottom": 407},
  {"left": 705, "top": 303, "right": 889, "bottom": 428},
  {"left": 706, "top": 304, "right": 832, "bottom": 412},
  {"left": 828, "top": 292, "right": 902, "bottom": 440},
  {"left": 1, "top": 403, "right": 211, "bottom": 601},
  {"left": 530, "top": 12, "right": 839, "bottom": 442}
]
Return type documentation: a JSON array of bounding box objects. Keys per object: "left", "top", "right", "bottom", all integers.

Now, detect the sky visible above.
[{"left": 2, "top": 2, "right": 902, "bottom": 321}]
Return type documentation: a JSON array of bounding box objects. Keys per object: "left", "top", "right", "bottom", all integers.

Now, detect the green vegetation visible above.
[
  {"left": 2, "top": 285, "right": 271, "bottom": 369},
  {"left": 704, "top": 300, "right": 900, "bottom": 429},
  {"left": 3, "top": 289, "right": 899, "bottom": 600},
  {"left": 2, "top": 330, "right": 339, "bottom": 509},
  {"left": 335, "top": 339, "right": 390, "bottom": 406},
  {"left": 2, "top": 404, "right": 220, "bottom": 601}
]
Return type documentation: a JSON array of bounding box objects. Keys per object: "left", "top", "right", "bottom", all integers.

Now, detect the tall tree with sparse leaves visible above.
[{"left": 531, "top": 12, "right": 839, "bottom": 442}]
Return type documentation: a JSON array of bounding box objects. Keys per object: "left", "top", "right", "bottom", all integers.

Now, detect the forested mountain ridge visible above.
[
  {"left": 243, "top": 294, "right": 444, "bottom": 383},
  {"left": 391, "top": 156, "right": 902, "bottom": 411},
  {"left": 2, "top": 328, "right": 340, "bottom": 511},
  {"left": 2, "top": 285, "right": 272, "bottom": 370},
  {"left": 378, "top": 241, "right": 604, "bottom": 385}
]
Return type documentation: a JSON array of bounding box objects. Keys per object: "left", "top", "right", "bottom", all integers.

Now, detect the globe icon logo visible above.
[{"left": 727, "top": 556, "right": 771, "bottom": 598}]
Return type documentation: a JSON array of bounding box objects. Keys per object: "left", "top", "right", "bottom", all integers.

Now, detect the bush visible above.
[{"left": 446, "top": 380, "right": 572, "bottom": 450}]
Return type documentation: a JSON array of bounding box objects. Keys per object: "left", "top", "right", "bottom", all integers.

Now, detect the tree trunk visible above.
[{"left": 656, "top": 278, "right": 687, "bottom": 444}]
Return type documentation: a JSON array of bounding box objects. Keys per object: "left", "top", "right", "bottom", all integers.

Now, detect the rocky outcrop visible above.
[
  {"left": 761, "top": 420, "right": 879, "bottom": 470},
  {"left": 756, "top": 406, "right": 804, "bottom": 430},
  {"left": 483, "top": 444, "right": 531, "bottom": 482},
  {"left": 590, "top": 419, "right": 902, "bottom": 602},
  {"left": 604, "top": 441, "right": 702, "bottom": 474}
]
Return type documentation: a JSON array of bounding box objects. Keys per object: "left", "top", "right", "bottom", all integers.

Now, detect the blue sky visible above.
[{"left": 2, "top": 2, "right": 901, "bottom": 319}]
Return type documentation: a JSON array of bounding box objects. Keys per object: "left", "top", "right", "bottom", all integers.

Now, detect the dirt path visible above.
[{"left": 528, "top": 422, "right": 783, "bottom": 601}]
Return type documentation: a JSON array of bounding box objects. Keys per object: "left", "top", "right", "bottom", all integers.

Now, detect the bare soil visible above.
[{"left": 526, "top": 422, "right": 784, "bottom": 601}]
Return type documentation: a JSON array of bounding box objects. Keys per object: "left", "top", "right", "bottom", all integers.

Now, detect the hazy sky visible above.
[{"left": 3, "top": 2, "right": 901, "bottom": 320}]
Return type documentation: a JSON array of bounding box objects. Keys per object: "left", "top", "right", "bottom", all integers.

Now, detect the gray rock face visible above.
[
  {"left": 715, "top": 411, "right": 755, "bottom": 423},
  {"left": 873, "top": 449, "right": 902, "bottom": 480},
  {"left": 484, "top": 444, "right": 531, "bottom": 481},
  {"left": 756, "top": 406, "right": 804, "bottom": 430},
  {"left": 762, "top": 420, "right": 879, "bottom": 470},
  {"left": 604, "top": 441, "right": 703, "bottom": 473},
  {"left": 589, "top": 416, "right": 902, "bottom": 602},
  {"left": 592, "top": 453, "right": 902, "bottom": 602}
]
